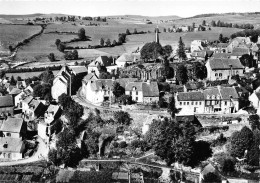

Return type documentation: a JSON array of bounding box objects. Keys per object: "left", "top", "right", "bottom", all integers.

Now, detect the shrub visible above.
[
  {"left": 222, "top": 158, "right": 235, "bottom": 174},
  {"left": 119, "top": 141, "right": 127, "bottom": 148},
  {"left": 112, "top": 141, "right": 119, "bottom": 148},
  {"left": 130, "top": 139, "right": 141, "bottom": 149},
  {"left": 48, "top": 53, "right": 55, "bottom": 62}
]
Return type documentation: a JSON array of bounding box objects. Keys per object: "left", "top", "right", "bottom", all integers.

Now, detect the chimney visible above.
[{"left": 229, "top": 64, "right": 233, "bottom": 79}]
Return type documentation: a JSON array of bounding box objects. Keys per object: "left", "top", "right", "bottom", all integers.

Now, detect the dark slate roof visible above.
[
  {"left": 208, "top": 58, "right": 244, "bottom": 70},
  {"left": 90, "top": 78, "right": 137, "bottom": 91},
  {"left": 89, "top": 56, "right": 113, "bottom": 67},
  {"left": 83, "top": 73, "right": 98, "bottom": 81},
  {"left": 0, "top": 117, "right": 23, "bottom": 133},
  {"left": 125, "top": 82, "right": 159, "bottom": 97},
  {"left": 70, "top": 66, "right": 88, "bottom": 75},
  {"left": 219, "top": 86, "right": 239, "bottom": 99},
  {"left": 232, "top": 47, "right": 250, "bottom": 56},
  {"left": 0, "top": 95, "right": 14, "bottom": 108},
  {"left": 217, "top": 43, "right": 229, "bottom": 48},
  {"left": 203, "top": 87, "right": 220, "bottom": 98},
  {"left": 212, "top": 53, "right": 231, "bottom": 59},
  {"left": 177, "top": 91, "right": 204, "bottom": 101}
]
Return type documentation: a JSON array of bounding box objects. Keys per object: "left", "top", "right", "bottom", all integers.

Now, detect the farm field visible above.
[
  {"left": 5, "top": 70, "right": 59, "bottom": 80},
  {"left": 0, "top": 24, "right": 41, "bottom": 51}
]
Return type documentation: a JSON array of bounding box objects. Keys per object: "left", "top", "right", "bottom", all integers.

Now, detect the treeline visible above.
[
  {"left": 82, "top": 16, "right": 107, "bottom": 22},
  {"left": 190, "top": 12, "right": 260, "bottom": 19},
  {"left": 9, "top": 24, "right": 46, "bottom": 52},
  {"left": 5, "top": 65, "right": 62, "bottom": 73},
  {"left": 230, "top": 29, "right": 260, "bottom": 41},
  {"left": 211, "top": 20, "right": 254, "bottom": 29}
]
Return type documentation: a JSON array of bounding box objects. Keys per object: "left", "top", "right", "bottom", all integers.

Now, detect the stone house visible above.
[
  {"left": 175, "top": 91, "right": 205, "bottom": 113},
  {"left": 87, "top": 56, "right": 114, "bottom": 76},
  {"left": 24, "top": 99, "right": 46, "bottom": 121},
  {"left": 205, "top": 58, "right": 244, "bottom": 81},
  {"left": 51, "top": 65, "right": 87, "bottom": 100},
  {"left": 190, "top": 40, "right": 207, "bottom": 53},
  {"left": 0, "top": 95, "right": 14, "bottom": 115},
  {"left": 0, "top": 117, "right": 26, "bottom": 139},
  {"left": 14, "top": 89, "right": 32, "bottom": 109},
  {"left": 125, "top": 80, "right": 159, "bottom": 104},
  {"left": 0, "top": 137, "right": 25, "bottom": 160},
  {"left": 115, "top": 53, "right": 140, "bottom": 67}
]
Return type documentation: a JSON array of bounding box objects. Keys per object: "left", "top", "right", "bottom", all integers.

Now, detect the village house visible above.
[
  {"left": 175, "top": 91, "right": 205, "bottom": 113},
  {"left": 115, "top": 53, "right": 140, "bottom": 67},
  {"left": 125, "top": 80, "right": 159, "bottom": 104},
  {"left": 21, "top": 96, "right": 33, "bottom": 114},
  {"left": 230, "top": 46, "right": 251, "bottom": 59},
  {"left": 203, "top": 86, "right": 239, "bottom": 114},
  {"left": 0, "top": 95, "right": 14, "bottom": 115},
  {"left": 0, "top": 117, "right": 26, "bottom": 139},
  {"left": 16, "top": 81, "right": 27, "bottom": 89},
  {"left": 205, "top": 58, "right": 244, "bottom": 81},
  {"left": 249, "top": 91, "right": 260, "bottom": 111},
  {"left": 51, "top": 65, "right": 87, "bottom": 100},
  {"left": 0, "top": 137, "right": 25, "bottom": 160},
  {"left": 13, "top": 88, "right": 32, "bottom": 109},
  {"left": 38, "top": 104, "right": 62, "bottom": 141},
  {"left": 80, "top": 77, "right": 136, "bottom": 105},
  {"left": 87, "top": 56, "right": 114, "bottom": 76},
  {"left": 24, "top": 99, "right": 46, "bottom": 121},
  {"left": 190, "top": 40, "right": 208, "bottom": 53}
]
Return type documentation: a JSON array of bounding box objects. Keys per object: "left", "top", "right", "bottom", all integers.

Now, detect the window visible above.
[
  {"left": 184, "top": 102, "right": 186, "bottom": 105},
  {"left": 180, "top": 102, "right": 182, "bottom": 105},
  {"left": 6, "top": 133, "right": 11, "bottom": 137},
  {"left": 207, "top": 101, "right": 210, "bottom": 105},
  {"left": 207, "top": 95, "right": 210, "bottom": 99},
  {"left": 130, "top": 91, "right": 132, "bottom": 96},
  {"left": 212, "top": 95, "right": 215, "bottom": 99},
  {"left": 187, "top": 102, "right": 189, "bottom": 105},
  {"left": 136, "top": 91, "right": 138, "bottom": 95},
  {"left": 136, "top": 97, "right": 138, "bottom": 101},
  {"left": 219, "top": 73, "right": 222, "bottom": 77},
  {"left": 215, "top": 73, "right": 218, "bottom": 77},
  {"left": 195, "top": 102, "right": 198, "bottom": 105},
  {"left": 199, "top": 102, "right": 202, "bottom": 105},
  {"left": 225, "top": 101, "right": 227, "bottom": 106},
  {"left": 191, "top": 102, "right": 194, "bottom": 105}
]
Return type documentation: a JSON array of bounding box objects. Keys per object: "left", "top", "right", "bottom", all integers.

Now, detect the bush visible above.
[
  {"left": 130, "top": 139, "right": 141, "bottom": 149},
  {"left": 112, "top": 141, "right": 119, "bottom": 148},
  {"left": 119, "top": 141, "right": 127, "bottom": 148},
  {"left": 64, "top": 50, "right": 78, "bottom": 60},
  {"left": 48, "top": 53, "right": 55, "bottom": 62},
  {"left": 222, "top": 158, "right": 235, "bottom": 174}
]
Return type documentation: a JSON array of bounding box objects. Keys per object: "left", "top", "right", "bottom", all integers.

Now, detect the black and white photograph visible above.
[{"left": 0, "top": 0, "right": 260, "bottom": 182}]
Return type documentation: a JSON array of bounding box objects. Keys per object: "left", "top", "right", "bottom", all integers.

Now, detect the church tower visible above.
[{"left": 155, "top": 25, "right": 159, "bottom": 44}]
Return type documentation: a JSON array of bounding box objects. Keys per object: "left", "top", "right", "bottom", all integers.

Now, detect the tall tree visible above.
[
  {"left": 10, "top": 75, "right": 16, "bottom": 85},
  {"left": 168, "top": 96, "right": 179, "bottom": 118},
  {"left": 202, "top": 20, "right": 206, "bottom": 26},
  {"left": 140, "top": 42, "right": 163, "bottom": 60},
  {"left": 100, "top": 38, "right": 104, "bottom": 46},
  {"left": 105, "top": 39, "right": 111, "bottom": 46},
  {"left": 249, "top": 114, "right": 260, "bottom": 131},
  {"left": 219, "top": 34, "right": 223, "bottom": 42},
  {"left": 176, "top": 37, "right": 187, "bottom": 61},
  {"left": 126, "top": 29, "right": 130, "bottom": 35},
  {"left": 163, "top": 45, "right": 173, "bottom": 58},
  {"left": 176, "top": 64, "right": 188, "bottom": 84},
  {"left": 78, "top": 28, "right": 86, "bottom": 40},
  {"left": 194, "top": 62, "right": 207, "bottom": 80},
  {"left": 112, "top": 82, "right": 125, "bottom": 99}
]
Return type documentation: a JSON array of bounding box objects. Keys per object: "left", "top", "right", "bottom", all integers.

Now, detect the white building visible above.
[
  {"left": 0, "top": 118, "right": 26, "bottom": 139},
  {"left": 0, "top": 137, "right": 25, "bottom": 160},
  {"left": 87, "top": 56, "right": 114, "bottom": 76},
  {"left": 205, "top": 58, "right": 244, "bottom": 81},
  {"left": 190, "top": 40, "right": 207, "bottom": 53},
  {"left": 115, "top": 53, "right": 140, "bottom": 67}
]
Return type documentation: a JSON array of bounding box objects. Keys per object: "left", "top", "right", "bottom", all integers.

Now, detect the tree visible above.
[
  {"left": 112, "top": 82, "right": 125, "bottom": 99},
  {"left": 176, "top": 64, "right": 188, "bottom": 84},
  {"left": 39, "top": 68, "right": 54, "bottom": 84},
  {"left": 140, "top": 42, "right": 163, "bottom": 60},
  {"left": 194, "top": 62, "right": 207, "bottom": 80},
  {"left": 58, "top": 93, "right": 73, "bottom": 110},
  {"left": 168, "top": 96, "right": 179, "bottom": 118},
  {"left": 248, "top": 129, "right": 260, "bottom": 166},
  {"left": 78, "top": 28, "right": 86, "bottom": 40},
  {"left": 176, "top": 37, "right": 187, "bottom": 61},
  {"left": 0, "top": 70, "right": 5, "bottom": 79},
  {"left": 126, "top": 29, "right": 130, "bottom": 35},
  {"left": 133, "top": 28, "right": 137, "bottom": 34},
  {"left": 10, "top": 75, "right": 16, "bottom": 85},
  {"left": 230, "top": 126, "right": 254, "bottom": 158},
  {"left": 113, "top": 111, "right": 131, "bottom": 126},
  {"left": 16, "top": 76, "right": 22, "bottom": 81},
  {"left": 240, "top": 54, "right": 254, "bottom": 68},
  {"left": 48, "top": 53, "right": 55, "bottom": 62},
  {"left": 99, "top": 72, "right": 111, "bottom": 79},
  {"left": 55, "top": 39, "right": 61, "bottom": 47},
  {"left": 202, "top": 20, "right": 206, "bottom": 26},
  {"left": 48, "top": 148, "right": 60, "bottom": 165},
  {"left": 219, "top": 33, "right": 223, "bottom": 42},
  {"left": 112, "top": 40, "right": 117, "bottom": 46},
  {"left": 105, "top": 39, "right": 111, "bottom": 46},
  {"left": 100, "top": 38, "right": 104, "bottom": 46},
  {"left": 163, "top": 45, "right": 173, "bottom": 58},
  {"left": 58, "top": 43, "right": 65, "bottom": 52},
  {"left": 64, "top": 50, "right": 78, "bottom": 60},
  {"left": 146, "top": 118, "right": 196, "bottom": 166},
  {"left": 118, "top": 95, "right": 132, "bottom": 105},
  {"left": 222, "top": 158, "right": 235, "bottom": 174},
  {"left": 163, "top": 28, "right": 166, "bottom": 32},
  {"left": 249, "top": 114, "right": 260, "bottom": 131},
  {"left": 192, "top": 22, "right": 195, "bottom": 28}
]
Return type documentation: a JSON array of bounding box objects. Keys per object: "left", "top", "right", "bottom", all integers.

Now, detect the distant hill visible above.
[
  {"left": 0, "top": 13, "right": 44, "bottom": 19},
  {"left": 108, "top": 15, "right": 181, "bottom": 21}
]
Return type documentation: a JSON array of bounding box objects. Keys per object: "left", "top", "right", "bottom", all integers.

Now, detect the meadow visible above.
[{"left": 0, "top": 24, "right": 41, "bottom": 51}]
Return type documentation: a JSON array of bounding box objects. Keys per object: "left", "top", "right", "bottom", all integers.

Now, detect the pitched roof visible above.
[
  {"left": 219, "top": 86, "right": 239, "bottom": 99},
  {"left": 212, "top": 53, "right": 231, "bottom": 59},
  {"left": 116, "top": 53, "right": 140, "bottom": 63},
  {"left": 46, "top": 105, "right": 60, "bottom": 116},
  {"left": 89, "top": 56, "right": 113, "bottom": 67},
  {"left": 177, "top": 91, "right": 204, "bottom": 101},
  {"left": 255, "top": 92, "right": 260, "bottom": 100},
  {"left": 208, "top": 58, "right": 244, "bottom": 70},
  {"left": 22, "top": 96, "right": 33, "bottom": 104},
  {"left": 203, "top": 87, "right": 220, "bottom": 98},
  {"left": 125, "top": 82, "right": 159, "bottom": 97},
  {"left": 83, "top": 73, "right": 98, "bottom": 81},
  {"left": 0, "top": 95, "right": 14, "bottom": 108},
  {"left": 0, "top": 137, "right": 24, "bottom": 153},
  {"left": 69, "top": 66, "right": 88, "bottom": 75},
  {"left": 0, "top": 117, "right": 23, "bottom": 133},
  {"left": 170, "top": 84, "right": 184, "bottom": 93},
  {"left": 232, "top": 47, "right": 250, "bottom": 56},
  {"left": 9, "top": 88, "right": 22, "bottom": 95},
  {"left": 217, "top": 43, "right": 229, "bottom": 48}
]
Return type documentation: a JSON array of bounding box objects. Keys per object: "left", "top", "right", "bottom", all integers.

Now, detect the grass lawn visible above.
[{"left": 0, "top": 24, "right": 41, "bottom": 51}]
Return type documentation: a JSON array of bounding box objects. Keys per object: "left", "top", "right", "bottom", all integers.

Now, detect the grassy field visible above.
[
  {"left": 0, "top": 24, "right": 41, "bottom": 51},
  {"left": 5, "top": 70, "right": 59, "bottom": 79}
]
